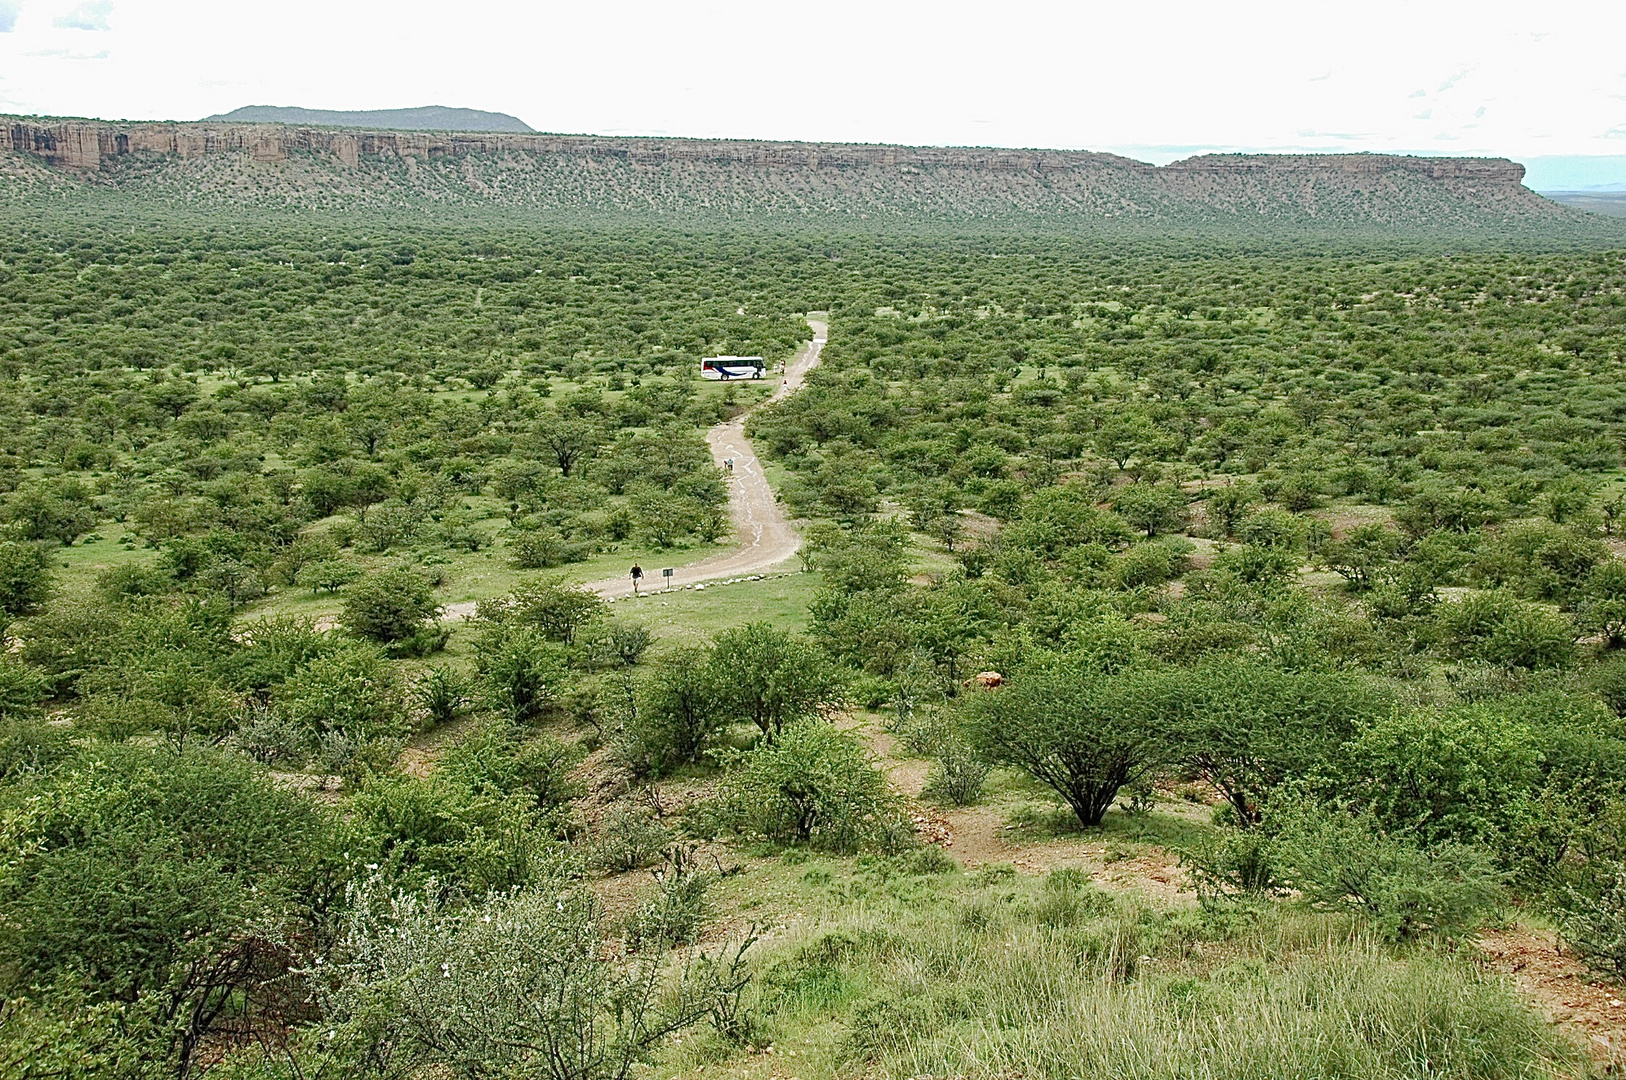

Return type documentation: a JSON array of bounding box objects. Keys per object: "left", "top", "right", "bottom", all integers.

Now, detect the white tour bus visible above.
[{"left": 700, "top": 356, "right": 765, "bottom": 380}]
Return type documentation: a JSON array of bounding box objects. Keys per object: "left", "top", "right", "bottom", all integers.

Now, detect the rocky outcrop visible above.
[
  {"left": 1, "top": 116, "right": 1574, "bottom": 230},
  {"left": 1165, "top": 153, "right": 1525, "bottom": 184}
]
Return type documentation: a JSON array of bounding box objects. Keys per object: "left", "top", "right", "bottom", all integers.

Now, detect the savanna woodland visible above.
[{"left": 5, "top": 133, "right": 1626, "bottom": 1080}]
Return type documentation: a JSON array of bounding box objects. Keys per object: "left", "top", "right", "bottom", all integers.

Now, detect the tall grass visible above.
[{"left": 685, "top": 862, "right": 1588, "bottom": 1080}]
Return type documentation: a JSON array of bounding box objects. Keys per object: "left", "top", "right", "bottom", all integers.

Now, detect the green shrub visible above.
[
  {"left": 1344, "top": 704, "right": 1541, "bottom": 848},
  {"left": 625, "top": 846, "right": 716, "bottom": 950},
  {"left": 94, "top": 562, "right": 172, "bottom": 602},
  {"left": 617, "top": 651, "right": 725, "bottom": 775},
  {"left": 477, "top": 628, "right": 570, "bottom": 724},
  {"left": 230, "top": 704, "right": 310, "bottom": 767},
  {"left": 1157, "top": 660, "right": 1391, "bottom": 826},
  {"left": 0, "top": 745, "right": 338, "bottom": 1075},
  {"left": 712, "top": 720, "right": 903, "bottom": 853},
  {"left": 487, "top": 578, "right": 605, "bottom": 645},
  {"left": 581, "top": 619, "right": 654, "bottom": 668},
  {"left": 296, "top": 559, "right": 361, "bottom": 594},
  {"left": 1434, "top": 591, "right": 1575, "bottom": 670},
  {"left": 593, "top": 803, "right": 675, "bottom": 873},
  {"left": 1182, "top": 827, "right": 1285, "bottom": 906},
  {"left": 1268, "top": 797, "right": 1505, "bottom": 941},
  {"left": 437, "top": 721, "right": 579, "bottom": 811},
  {"left": 507, "top": 524, "right": 576, "bottom": 569},
  {"left": 413, "top": 666, "right": 470, "bottom": 728},
  {"left": 316, "top": 727, "right": 402, "bottom": 789},
  {"left": 967, "top": 653, "right": 1166, "bottom": 827},
  {"left": 341, "top": 567, "right": 438, "bottom": 643},
  {"left": 1559, "top": 860, "right": 1626, "bottom": 981},
  {"left": 711, "top": 623, "right": 847, "bottom": 739},
  {"left": 350, "top": 773, "right": 551, "bottom": 893},
  {"left": 309, "top": 883, "right": 751, "bottom": 1080},
  {"left": 274, "top": 641, "right": 406, "bottom": 745},
  {"left": 902, "top": 708, "right": 991, "bottom": 807}
]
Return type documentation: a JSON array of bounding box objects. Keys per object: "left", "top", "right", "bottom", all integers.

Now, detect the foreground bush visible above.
[
  {"left": 300, "top": 884, "right": 751, "bottom": 1080},
  {"left": 0, "top": 744, "right": 339, "bottom": 1077},
  {"left": 1560, "top": 858, "right": 1626, "bottom": 981}
]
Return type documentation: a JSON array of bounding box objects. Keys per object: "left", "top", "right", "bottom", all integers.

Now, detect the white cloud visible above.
[
  {"left": 51, "top": 0, "right": 110, "bottom": 30},
  {"left": 0, "top": 0, "right": 1619, "bottom": 161}
]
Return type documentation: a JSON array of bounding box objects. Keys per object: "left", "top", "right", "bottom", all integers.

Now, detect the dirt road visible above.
[{"left": 441, "top": 319, "right": 825, "bottom": 619}]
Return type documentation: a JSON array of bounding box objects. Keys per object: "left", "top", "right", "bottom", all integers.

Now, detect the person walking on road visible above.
[{"left": 630, "top": 563, "right": 643, "bottom": 595}]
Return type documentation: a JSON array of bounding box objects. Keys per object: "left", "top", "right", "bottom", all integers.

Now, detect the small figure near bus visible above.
[{"left": 630, "top": 563, "right": 643, "bottom": 595}]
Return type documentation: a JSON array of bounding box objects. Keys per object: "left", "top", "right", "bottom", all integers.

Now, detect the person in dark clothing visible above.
[{"left": 630, "top": 563, "right": 643, "bottom": 595}]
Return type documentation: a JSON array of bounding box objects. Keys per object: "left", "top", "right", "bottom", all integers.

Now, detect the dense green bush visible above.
[
  {"left": 711, "top": 623, "right": 848, "bottom": 739},
  {"left": 436, "top": 720, "right": 580, "bottom": 811},
  {"left": 712, "top": 719, "right": 902, "bottom": 852},
  {"left": 341, "top": 567, "right": 439, "bottom": 644},
  {"left": 477, "top": 627, "right": 571, "bottom": 725},
  {"left": 1434, "top": 591, "right": 1576, "bottom": 670},
  {"left": 272, "top": 641, "right": 407, "bottom": 783},
  {"left": 0, "top": 744, "right": 339, "bottom": 1075},
  {"left": 617, "top": 651, "right": 726, "bottom": 775},
  {"left": 0, "top": 540, "right": 52, "bottom": 625},
  {"left": 1344, "top": 704, "right": 1541, "bottom": 848},
  {"left": 349, "top": 773, "right": 553, "bottom": 892},
  {"left": 479, "top": 578, "right": 604, "bottom": 645},
  {"left": 1268, "top": 796, "right": 1505, "bottom": 941}
]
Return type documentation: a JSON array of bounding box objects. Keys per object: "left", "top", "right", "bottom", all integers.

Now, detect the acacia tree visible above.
[
  {"left": 1159, "top": 661, "right": 1390, "bottom": 826},
  {"left": 1111, "top": 482, "right": 1189, "bottom": 539},
  {"left": 710, "top": 623, "right": 846, "bottom": 740},
  {"left": 967, "top": 658, "right": 1168, "bottom": 827},
  {"left": 0, "top": 745, "right": 338, "bottom": 1078},
  {"left": 537, "top": 414, "right": 603, "bottom": 478},
  {"left": 479, "top": 579, "right": 604, "bottom": 646}
]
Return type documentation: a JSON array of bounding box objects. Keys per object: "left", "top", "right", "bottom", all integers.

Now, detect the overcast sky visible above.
[{"left": 2, "top": 0, "right": 1623, "bottom": 178}]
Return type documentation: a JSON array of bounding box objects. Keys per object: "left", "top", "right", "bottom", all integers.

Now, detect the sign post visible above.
[{"left": 662, "top": 567, "right": 674, "bottom": 591}]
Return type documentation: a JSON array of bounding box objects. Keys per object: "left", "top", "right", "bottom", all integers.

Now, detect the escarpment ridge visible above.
[{"left": 0, "top": 115, "right": 1590, "bottom": 231}]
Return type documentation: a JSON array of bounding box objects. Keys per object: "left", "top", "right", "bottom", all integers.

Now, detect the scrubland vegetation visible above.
[{"left": 3, "top": 199, "right": 1626, "bottom": 1077}]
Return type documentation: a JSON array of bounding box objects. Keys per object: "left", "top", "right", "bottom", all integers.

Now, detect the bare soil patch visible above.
[{"left": 1478, "top": 925, "right": 1625, "bottom": 1069}]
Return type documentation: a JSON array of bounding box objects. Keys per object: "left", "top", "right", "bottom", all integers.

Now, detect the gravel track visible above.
[{"left": 440, "top": 319, "right": 825, "bottom": 619}]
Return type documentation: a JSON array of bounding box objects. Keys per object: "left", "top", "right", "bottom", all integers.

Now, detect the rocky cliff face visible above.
[
  {"left": 7, "top": 118, "right": 1161, "bottom": 172},
  {"left": 1, "top": 117, "right": 1569, "bottom": 230}
]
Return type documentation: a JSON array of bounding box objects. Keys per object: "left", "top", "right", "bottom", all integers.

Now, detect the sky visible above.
[{"left": 2, "top": 0, "right": 1625, "bottom": 188}]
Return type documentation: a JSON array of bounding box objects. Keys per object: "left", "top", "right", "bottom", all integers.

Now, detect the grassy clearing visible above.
[
  {"left": 593, "top": 565, "right": 818, "bottom": 642},
  {"left": 678, "top": 855, "right": 1587, "bottom": 1080},
  {"left": 45, "top": 530, "right": 162, "bottom": 598}
]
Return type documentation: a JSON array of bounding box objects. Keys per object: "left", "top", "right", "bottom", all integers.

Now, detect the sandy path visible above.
[{"left": 441, "top": 319, "right": 825, "bottom": 619}]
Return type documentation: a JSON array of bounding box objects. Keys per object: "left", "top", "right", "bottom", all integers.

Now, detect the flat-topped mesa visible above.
[
  {"left": 2, "top": 118, "right": 1161, "bottom": 173},
  {"left": 1166, "top": 153, "right": 1526, "bottom": 184},
  {"left": 4, "top": 116, "right": 1567, "bottom": 230}
]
